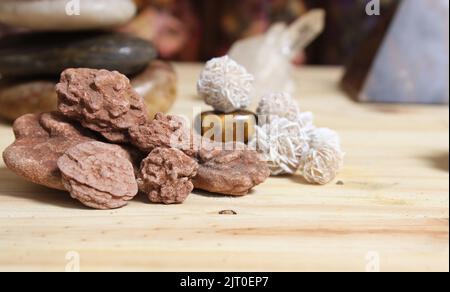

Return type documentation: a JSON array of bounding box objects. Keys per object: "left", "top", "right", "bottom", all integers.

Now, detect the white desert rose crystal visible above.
[
  {"left": 256, "top": 93, "right": 316, "bottom": 135},
  {"left": 249, "top": 116, "right": 310, "bottom": 175},
  {"left": 256, "top": 92, "right": 301, "bottom": 123},
  {"left": 297, "top": 111, "right": 316, "bottom": 136},
  {"left": 300, "top": 128, "right": 344, "bottom": 185},
  {"left": 197, "top": 56, "right": 254, "bottom": 113}
]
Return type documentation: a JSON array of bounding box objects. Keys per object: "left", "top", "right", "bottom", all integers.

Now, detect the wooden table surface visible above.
[{"left": 0, "top": 64, "right": 448, "bottom": 272}]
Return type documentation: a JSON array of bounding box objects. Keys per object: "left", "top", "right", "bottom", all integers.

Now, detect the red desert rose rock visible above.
[
  {"left": 130, "top": 118, "right": 269, "bottom": 197},
  {"left": 129, "top": 112, "right": 193, "bottom": 155},
  {"left": 57, "top": 141, "right": 138, "bottom": 210},
  {"left": 137, "top": 147, "right": 198, "bottom": 204},
  {"left": 2, "top": 112, "right": 95, "bottom": 190},
  {"left": 193, "top": 144, "right": 270, "bottom": 196},
  {"left": 56, "top": 68, "right": 148, "bottom": 143}
]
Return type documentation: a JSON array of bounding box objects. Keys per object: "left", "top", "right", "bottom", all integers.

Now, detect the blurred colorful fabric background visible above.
[
  {"left": 0, "top": 0, "right": 398, "bottom": 64},
  {"left": 119, "top": 0, "right": 397, "bottom": 64}
]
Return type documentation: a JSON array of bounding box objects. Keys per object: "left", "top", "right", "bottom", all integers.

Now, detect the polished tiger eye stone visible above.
[{"left": 197, "top": 110, "right": 257, "bottom": 144}]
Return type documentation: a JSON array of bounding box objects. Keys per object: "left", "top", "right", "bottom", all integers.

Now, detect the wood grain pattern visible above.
[{"left": 0, "top": 64, "right": 448, "bottom": 272}]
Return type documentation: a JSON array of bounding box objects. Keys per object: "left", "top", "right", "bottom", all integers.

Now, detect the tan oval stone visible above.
[
  {"left": 132, "top": 61, "right": 177, "bottom": 120},
  {"left": 0, "top": 79, "right": 57, "bottom": 122},
  {"left": 0, "top": 0, "right": 137, "bottom": 31}
]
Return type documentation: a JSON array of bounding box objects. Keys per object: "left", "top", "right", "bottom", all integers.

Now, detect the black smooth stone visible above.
[{"left": 0, "top": 32, "right": 157, "bottom": 78}]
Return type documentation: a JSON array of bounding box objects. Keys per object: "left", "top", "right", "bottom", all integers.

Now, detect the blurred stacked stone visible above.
[
  {"left": 341, "top": 0, "right": 449, "bottom": 104},
  {"left": 0, "top": 0, "right": 177, "bottom": 122}
]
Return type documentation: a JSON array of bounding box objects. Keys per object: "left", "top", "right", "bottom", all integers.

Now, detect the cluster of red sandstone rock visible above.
[{"left": 3, "top": 68, "right": 270, "bottom": 209}]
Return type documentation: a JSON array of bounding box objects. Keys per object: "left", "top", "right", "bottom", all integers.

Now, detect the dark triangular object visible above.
[
  {"left": 341, "top": 3, "right": 399, "bottom": 101},
  {"left": 341, "top": 0, "right": 449, "bottom": 104}
]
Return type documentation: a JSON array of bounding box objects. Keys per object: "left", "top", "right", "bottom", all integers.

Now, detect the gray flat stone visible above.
[{"left": 0, "top": 32, "right": 157, "bottom": 78}]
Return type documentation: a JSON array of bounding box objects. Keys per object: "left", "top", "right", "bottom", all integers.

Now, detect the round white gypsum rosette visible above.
[
  {"left": 297, "top": 111, "right": 316, "bottom": 136},
  {"left": 197, "top": 55, "right": 254, "bottom": 113},
  {"left": 249, "top": 116, "right": 310, "bottom": 176},
  {"left": 256, "top": 92, "right": 301, "bottom": 123},
  {"left": 300, "top": 128, "right": 344, "bottom": 185}
]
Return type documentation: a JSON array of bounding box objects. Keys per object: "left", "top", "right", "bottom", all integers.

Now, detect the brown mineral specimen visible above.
[
  {"left": 40, "top": 112, "right": 92, "bottom": 138},
  {"left": 219, "top": 210, "right": 238, "bottom": 215},
  {"left": 56, "top": 68, "right": 148, "bottom": 143},
  {"left": 193, "top": 144, "right": 270, "bottom": 196},
  {"left": 58, "top": 141, "right": 138, "bottom": 210},
  {"left": 129, "top": 113, "right": 192, "bottom": 155},
  {"left": 137, "top": 147, "right": 198, "bottom": 204},
  {"left": 2, "top": 112, "right": 95, "bottom": 190},
  {"left": 121, "top": 145, "right": 147, "bottom": 176}
]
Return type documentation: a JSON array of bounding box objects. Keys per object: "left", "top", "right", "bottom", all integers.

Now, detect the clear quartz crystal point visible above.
[{"left": 229, "top": 9, "right": 325, "bottom": 100}]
